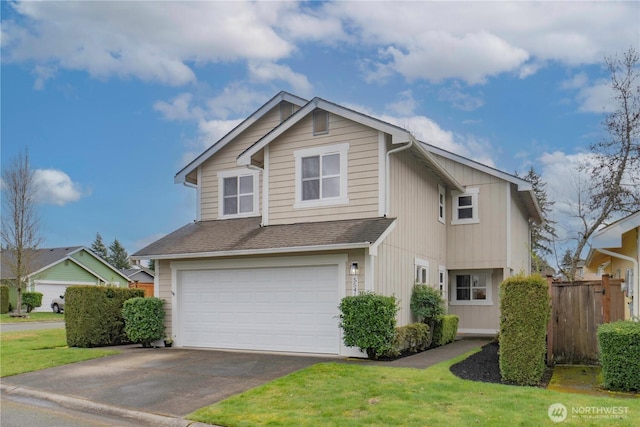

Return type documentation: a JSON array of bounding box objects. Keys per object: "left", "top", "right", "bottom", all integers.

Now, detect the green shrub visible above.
[
  {"left": 22, "top": 292, "right": 43, "bottom": 313},
  {"left": 0, "top": 285, "right": 9, "bottom": 314},
  {"left": 432, "top": 315, "right": 459, "bottom": 347},
  {"left": 338, "top": 292, "right": 399, "bottom": 359},
  {"left": 65, "top": 286, "right": 144, "bottom": 348},
  {"left": 598, "top": 321, "right": 640, "bottom": 392},
  {"left": 410, "top": 284, "right": 445, "bottom": 324},
  {"left": 122, "top": 297, "right": 165, "bottom": 348},
  {"left": 382, "top": 323, "right": 431, "bottom": 358},
  {"left": 499, "top": 274, "right": 550, "bottom": 386}
]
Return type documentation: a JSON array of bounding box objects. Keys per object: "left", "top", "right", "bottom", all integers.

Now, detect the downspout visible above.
[
  {"left": 595, "top": 247, "right": 639, "bottom": 319},
  {"left": 385, "top": 137, "right": 414, "bottom": 217}
]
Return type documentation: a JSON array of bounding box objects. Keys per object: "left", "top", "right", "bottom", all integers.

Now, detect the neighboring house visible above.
[
  {"left": 133, "top": 92, "right": 542, "bottom": 356},
  {"left": 584, "top": 210, "right": 640, "bottom": 319},
  {"left": 0, "top": 246, "right": 130, "bottom": 312},
  {"left": 122, "top": 264, "right": 155, "bottom": 297}
]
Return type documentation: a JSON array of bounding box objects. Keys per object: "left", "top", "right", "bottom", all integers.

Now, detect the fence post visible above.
[
  {"left": 546, "top": 275, "right": 554, "bottom": 366},
  {"left": 602, "top": 274, "right": 611, "bottom": 323}
]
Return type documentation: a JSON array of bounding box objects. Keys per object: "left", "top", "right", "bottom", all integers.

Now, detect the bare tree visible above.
[
  {"left": 1, "top": 149, "right": 43, "bottom": 315},
  {"left": 562, "top": 47, "right": 640, "bottom": 279}
]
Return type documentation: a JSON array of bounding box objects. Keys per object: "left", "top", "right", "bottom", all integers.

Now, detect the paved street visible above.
[{"left": 0, "top": 321, "right": 65, "bottom": 332}]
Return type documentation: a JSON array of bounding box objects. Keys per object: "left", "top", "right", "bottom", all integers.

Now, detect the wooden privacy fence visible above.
[{"left": 547, "top": 275, "right": 625, "bottom": 365}]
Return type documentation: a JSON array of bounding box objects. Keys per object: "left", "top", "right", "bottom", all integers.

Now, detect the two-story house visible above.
[{"left": 133, "top": 91, "right": 542, "bottom": 356}]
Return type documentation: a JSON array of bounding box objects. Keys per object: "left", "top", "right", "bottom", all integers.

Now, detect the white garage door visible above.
[
  {"left": 33, "top": 283, "right": 68, "bottom": 312},
  {"left": 179, "top": 264, "right": 340, "bottom": 354}
]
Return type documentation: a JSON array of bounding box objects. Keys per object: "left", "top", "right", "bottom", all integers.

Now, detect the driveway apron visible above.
[{"left": 2, "top": 347, "right": 334, "bottom": 418}]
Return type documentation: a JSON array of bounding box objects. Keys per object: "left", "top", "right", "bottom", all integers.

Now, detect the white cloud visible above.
[
  {"left": 153, "top": 93, "right": 203, "bottom": 121},
  {"left": 385, "top": 90, "right": 418, "bottom": 116},
  {"left": 248, "top": 62, "right": 313, "bottom": 98},
  {"left": 575, "top": 80, "right": 616, "bottom": 113},
  {"left": 438, "top": 83, "right": 484, "bottom": 111},
  {"left": 33, "top": 169, "right": 85, "bottom": 206}
]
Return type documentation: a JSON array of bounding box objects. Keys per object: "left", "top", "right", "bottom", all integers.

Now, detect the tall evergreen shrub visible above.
[
  {"left": 598, "top": 321, "right": 640, "bottom": 391},
  {"left": 123, "top": 297, "right": 165, "bottom": 347},
  {"left": 0, "top": 285, "right": 10, "bottom": 314},
  {"left": 499, "top": 274, "right": 550, "bottom": 385}
]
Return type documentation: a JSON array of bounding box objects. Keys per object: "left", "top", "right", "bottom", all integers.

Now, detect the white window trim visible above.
[
  {"left": 438, "top": 265, "right": 447, "bottom": 301},
  {"left": 415, "top": 258, "right": 429, "bottom": 285},
  {"left": 438, "top": 184, "right": 446, "bottom": 224},
  {"left": 294, "top": 143, "right": 349, "bottom": 209},
  {"left": 451, "top": 187, "right": 479, "bottom": 225},
  {"left": 217, "top": 169, "right": 260, "bottom": 219},
  {"left": 449, "top": 270, "right": 493, "bottom": 306}
]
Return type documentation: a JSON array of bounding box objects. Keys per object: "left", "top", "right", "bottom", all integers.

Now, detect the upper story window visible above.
[
  {"left": 313, "top": 109, "right": 329, "bottom": 135},
  {"left": 294, "top": 143, "right": 349, "bottom": 209},
  {"left": 438, "top": 185, "right": 446, "bottom": 224},
  {"left": 450, "top": 270, "right": 492, "bottom": 305},
  {"left": 280, "top": 101, "right": 294, "bottom": 122},
  {"left": 218, "top": 169, "right": 259, "bottom": 219},
  {"left": 451, "top": 188, "right": 479, "bottom": 225}
]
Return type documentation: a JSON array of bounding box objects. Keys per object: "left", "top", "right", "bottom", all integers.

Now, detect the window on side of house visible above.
[
  {"left": 451, "top": 188, "right": 479, "bottom": 225},
  {"left": 218, "top": 169, "right": 259, "bottom": 218},
  {"left": 313, "top": 109, "right": 329, "bottom": 135},
  {"left": 294, "top": 144, "right": 349, "bottom": 208},
  {"left": 450, "top": 270, "right": 492, "bottom": 305},
  {"left": 415, "top": 258, "right": 429, "bottom": 284},
  {"left": 438, "top": 265, "right": 447, "bottom": 298},
  {"left": 438, "top": 184, "right": 446, "bottom": 224}
]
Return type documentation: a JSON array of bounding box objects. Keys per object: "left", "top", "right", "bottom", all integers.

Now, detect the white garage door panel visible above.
[
  {"left": 179, "top": 265, "right": 340, "bottom": 354},
  {"left": 32, "top": 284, "right": 68, "bottom": 312}
]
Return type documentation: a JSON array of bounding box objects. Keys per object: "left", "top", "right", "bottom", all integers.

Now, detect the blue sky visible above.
[{"left": 1, "top": 1, "right": 638, "bottom": 260}]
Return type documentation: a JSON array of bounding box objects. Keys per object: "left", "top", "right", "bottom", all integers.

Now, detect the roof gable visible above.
[
  {"left": 591, "top": 210, "right": 640, "bottom": 249},
  {"left": 174, "top": 91, "right": 307, "bottom": 185}
]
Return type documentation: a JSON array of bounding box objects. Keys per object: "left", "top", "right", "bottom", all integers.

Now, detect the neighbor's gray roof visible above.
[
  {"left": 133, "top": 217, "right": 396, "bottom": 259},
  {"left": 1, "top": 247, "right": 82, "bottom": 280}
]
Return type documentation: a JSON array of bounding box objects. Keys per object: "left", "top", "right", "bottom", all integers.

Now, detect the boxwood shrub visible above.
[
  {"left": 598, "top": 321, "right": 640, "bottom": 392},
  {"left": 382, "top": 322, "right": 431, "bottom": 358},
  {"left": 338, "top": 292, "right": 399, "bottom": 359},
  {"left": 65, "top": 286, "right": 144, "bottom": 348},
  {"left": 410, "top": 284, "right": 445, "bottom": 324},
  {"left": 122, "top": 297, "right": 165, "bottom": 348},
  {"left": 0, "top": 285, "right": 9, "bottom": 314},
  {"left": 22, "top": 292, "right": 43, "bottom": 313},
  {"left": 432, "top": 314, "right": 459, "bottom": 347},
  {"left": 499, "top": 274, "right": 550, "bottom": 385}
]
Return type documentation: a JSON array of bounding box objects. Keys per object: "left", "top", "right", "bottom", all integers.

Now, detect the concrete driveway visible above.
[{"left": 2, "top": 346, "right": 335, "bottom": 419}]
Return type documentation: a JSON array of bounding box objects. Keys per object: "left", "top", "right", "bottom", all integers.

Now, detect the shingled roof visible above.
[{"left": 132, "top": 217, "right": 396, "bottom": 259}]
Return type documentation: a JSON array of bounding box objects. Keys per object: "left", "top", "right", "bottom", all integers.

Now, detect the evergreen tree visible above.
[
  {"left": 90, "top": 232, "right": 109, "bottom": 260},
  {"left": 518, "top": 167, "right": 557, "bottom": 273},
  {"left": 108, "top": 239, "right": 130, "bottom": 270},
  {"left": 147, "top": 259, "right": 155, "bottom": 271}
]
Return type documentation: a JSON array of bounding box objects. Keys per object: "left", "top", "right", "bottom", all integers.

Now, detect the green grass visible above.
[
  {"left": 188, "top": 351, "right": 640, "bottom": 427},
  {"left": 1, "top": 312, "right": 64, "bottom": 323},
  {"left": 0, "top": 328, "right": 119, "bottom": 377}
]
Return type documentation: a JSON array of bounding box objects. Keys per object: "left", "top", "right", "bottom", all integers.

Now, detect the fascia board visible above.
[
  {"left": 592, "top": 211, "right": 640, "bottom": 249},
  {"left": 176, "top": 92, "right": 308, "bottom": 183},
  {"left": 27, "top": 247, "right": 84, "bottom": 278},
  {"left": 131, "top": 242, "right": 371, "bottom": 261}
]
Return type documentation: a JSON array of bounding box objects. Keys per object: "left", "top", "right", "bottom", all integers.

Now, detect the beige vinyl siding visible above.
[
  {"left": 157, "top": 260, "right": 173, "bottom": 338},
  {"left": 268, "top": 113, "right": 380, "bottom": 225},
  {"left": 375, "top": 148, "right": 448, "bottom": 325},
  {"left": 510, "top": 186, "right": 532, "bottom": 274},
  {"left": 199, "top": 107, "right": 284, "bottom": 220},
  {"left": 447, "top": 268, "right": 503, "bottom": 332}
]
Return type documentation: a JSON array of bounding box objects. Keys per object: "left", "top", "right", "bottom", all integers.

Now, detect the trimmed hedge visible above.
[
  {"left": 122, "top": 297, "right": 165, "bottom": 348},
  {"left": 22, "top": 292, "right": 43, "bottom": 313},
  {"left": 383, "top": 322, "right": 431, "bottom": 358},
  {"left": 0, "top": 285, "right": 9, "bottom": 314},
  {"left": 432, "top": 315, "right": 459, "bottom": 347},
  {"left": 499, "top": 274, "right": 550, "bottom": 385},
  {"left": 410, "top": 284, "right": 445, "bottom": 324},
  {"left": 339, "top": 292, "right": 399, "bottom": 359},
  {"left": 65, "top": 286, "right": 144, "bottom": 348},
  {"left": 598, "top": 321, "right": 640, "bottom": 392}
]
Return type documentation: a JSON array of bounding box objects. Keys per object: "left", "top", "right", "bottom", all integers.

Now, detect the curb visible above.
[{"left": 1, "top": 383, "right": 215, "bottom": 427}]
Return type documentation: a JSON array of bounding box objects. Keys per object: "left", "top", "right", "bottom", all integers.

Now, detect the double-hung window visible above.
[
  {"left": 218, "top": 169, "right": 259, "bottom": 218},
  {"left": 451, "top": 188, "right": 479, "bottom": 225},
  {"left": 415, "top": 258, "right": 429, "bottom": 284},
  {"left": 294, "top": 144, "right": 349, "bottom": 208},
  {"left": 450, "top": 270, "right": 492, "bottom": 305},
  {"left": 438, "top": 185, "right": 446, "bottom": 223}
]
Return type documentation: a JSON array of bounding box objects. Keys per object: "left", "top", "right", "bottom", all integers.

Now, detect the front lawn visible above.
[
  {"left": 0, "top": 328, "right": 118, "bottom": 377},
  {"left": 1, "top": 312, "right": 64, "bottom": 323},
  {"left": 189, "top": 352, "right": 640, "bottom": 427}
]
